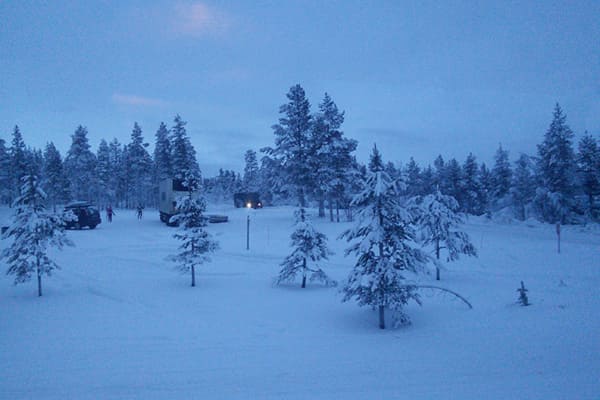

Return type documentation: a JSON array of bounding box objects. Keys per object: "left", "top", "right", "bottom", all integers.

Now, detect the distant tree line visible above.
[{"left": 1, "top": 86, "right": 598, "bottom": 223}]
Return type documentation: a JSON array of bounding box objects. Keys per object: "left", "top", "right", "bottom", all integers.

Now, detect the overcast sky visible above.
[{"left": 1, "top": 1, "right": 599, "bottom": 176}]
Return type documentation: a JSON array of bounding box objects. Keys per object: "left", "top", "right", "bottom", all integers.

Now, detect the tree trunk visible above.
[
  {"left": 378, "top": 305, "right": 385, "bottom": 329},
  {"left": 301, "top": 258, "right": 307, "bottom": 288},
  {"left": 191, "top": 265, "right": 196, "bottom": 287},
  {"left": 436, "top": 238, "right": 441, "bottom": 281},
  {"left": 336, "top": 201, "right": 340, "bottom": 222},
  {"left": 318, "top": 197, "right": 325, "bottom": 218},
  {"left": 329, "top": 200, "right": 334, "bottom": 222}
]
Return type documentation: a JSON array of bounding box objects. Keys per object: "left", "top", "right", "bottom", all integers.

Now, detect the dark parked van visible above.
[
  {"left": 233, "top": 192, "right": 263, "bottom": 209},
  {"left": 64, "top": 202, "right": 102, "bottom": 229}
]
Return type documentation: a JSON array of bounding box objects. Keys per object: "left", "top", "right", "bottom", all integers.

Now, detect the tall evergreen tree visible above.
[
  {"left": 108, "top": 138, "right": 125, "bottom": 206},
  {"left": 418, "top": 189, "right": 477, "bottom": 280},
  {"left": 170, "top": 115, "right": 201, "bottom": 183},
  {"left": 444, "top": 158, "right": 463, "bottom": 208},
  {"left": 405, "top": 157, "right": 423, "bottom": 197},
  {"left": 535, "top": 103, "right": 577, "bottom": 223},
  {"left": 341, "top": 145, "right": 427, "bottom": 329},
  {"left": 577, "top": 132, "right": 600, "bottom": 219},
  {"left": 478, "top": 162, "right": 493, "bottom": 216},
  {"left": 154, "top": 122, "right": 172, "bottom": 182},
  {"left": 310, "top": 93, "right": 356, "bottom": 218},
  {"left": 0, "top": 138, "right": 10, "bottom": 204},
  {"left": 9, "top": 125, "right": 28, "bottom": 205},
  {"left": 276, "top": 207, "right": 335, "bottom": 288},
  {"left": 95, "top": 139, "right": 112, "bottom": 207},
  {"left": 64, "top": 126, "right": 97, "bottom": 202},
  {"left": 461, "top": 153, "right": 482, "bottom": 215},
  {"left": 126, "top": 123, "right": 153, "bottom": 207},
  {"left": 1, "top": 175, "right": 73, "bottom": 296},
  {"left": 491, "top": 144, "right": 512, "bottom": 205},
  {"left": 242, "top": 149, "right": 260, "bottom": 192},
  {"left": 42, "top": 142, "right": 69, "bottom": 211},
  {"left": 266, "top": 84, "right": 313, "bottom": 207},
  {"left": 510, "top": 154, "right": 536, "bottom": 220}
]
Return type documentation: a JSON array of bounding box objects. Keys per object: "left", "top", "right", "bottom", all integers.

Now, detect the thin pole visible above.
[{"left": 246, "top": 215, "right": 250, "bottom": 251}]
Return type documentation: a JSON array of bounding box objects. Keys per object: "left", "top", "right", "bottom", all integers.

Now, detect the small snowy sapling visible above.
[
  {"left": 1, "top": 175, "right": 73, "bottom": 296},
  {"left": 517, "top": 281, "right": 530, "bottom": 306},
  {"left": 276, "top": 207, "right": 336, "bottom": 288},
  {"left": 418, "top": 188, "right": 477, "bottom": 280},
  {"left": 169, "top": 176, "right": 218, "bottom": 287}
]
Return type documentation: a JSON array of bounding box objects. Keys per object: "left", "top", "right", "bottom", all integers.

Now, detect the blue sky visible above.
[{"left": 1, "top": 1, "right": 599, "bottom": 176}]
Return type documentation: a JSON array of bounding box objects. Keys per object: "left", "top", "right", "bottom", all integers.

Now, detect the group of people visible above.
[{"left": 104, "top": 205, "right": 144, "bottom": 222}]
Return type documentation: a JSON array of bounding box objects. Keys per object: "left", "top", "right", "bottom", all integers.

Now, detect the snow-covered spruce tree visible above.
[
  {"left": 154, "top": 122, "right": 172, "bottom": 182},
  {"left": 510, "top": 153, "right": 536, "bottom": 221},
  {"left": 418, "top": 188, "right": 477, "bottom": 281},
  {"left": 170, "top": 115, "right": 201, "bottom": 184},
  {"left": 9, "top": 125, "right": 28, "bottom": 205},
  {"left": 169, "top": 173, "right": 218, "bottom": 287},
  {"left": 242, "top": 149, "right": 260, "bottom": 192},
  {"left": 125, "top": 122, "right": 154, "bottom": 207},
  {"left": 0, "top": 138, "right": 12, "bottom": 205},
  {"left": 264, "top": 84, "right": 313, "bottom": 207},
  {"left": 461, "top": 152, "right": 483, "bottom": 215},
  {"left": 95, "top": 139, "right": 112, "bottom": 207},
  {"left": 276, "top": 207, "right": 335, "bottom": 288},
  {"left": 64, "top": 125, "right": 97, "bottom": 202},
  {"left": 42, "top": 142, "right": 69, "bottom": 211},
  {"left": 1, "top": 175, "right": 73, "bottom": 296},
  {"left": 534, "top": 103, "right": 577, "bottom": 223},
  {"left": 577, "top": 132, "right": 600, "bottom": 219},
  {"left": 491, "top": 144, "right": 512, "bottom": 206},
  {"left": 341, "top": 145, "right": 428, "bottom": 329}
]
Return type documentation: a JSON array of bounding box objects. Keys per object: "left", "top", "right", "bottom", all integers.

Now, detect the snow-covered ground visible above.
[{"left": 1, "top": 205, "right": 599, "bottom": 399}]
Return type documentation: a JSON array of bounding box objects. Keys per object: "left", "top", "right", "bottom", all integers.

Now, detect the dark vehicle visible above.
[
  {"left": 233, "top": 192, "right": 263, "bottom": 209},
  {"left": 64, "top": 202, "right": 102, "bottom": 230}
]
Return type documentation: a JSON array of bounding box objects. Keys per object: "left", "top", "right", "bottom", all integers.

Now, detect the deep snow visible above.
[{"left": 1, "top": 205, "right": 599, "bottom": 399}]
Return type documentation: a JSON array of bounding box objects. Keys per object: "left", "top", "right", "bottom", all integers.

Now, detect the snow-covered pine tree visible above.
[
  {"left": 107, "top": 138, "right": 126, "bottom": 207},
  {"left": 42, "top": 142, "right": 69, "bottom": 211},
  {"left": 0, "top": 138, "right": 10, "bottom": 205},
  {"left": 404, "top": 157, "right": 423, "bottom": 197},
  {"left": 341, "top": 145, "right": 428, "bottom": 329},
  {"left": 9, "top": 125, "right": 28, "bottom": 205},
  {"left": 418, "top": 188, "right": 477, "bottom": 280},
  {"left": 154, "top": 122, "right": 172, "bottom": 190},
  {"left": 266, "top": 84, "right": 313, "bottom": 207},
  {"left": 310, "top": 93, "right": 357, "bottom": 219},
  {"left": 126, "top": 123, "right": 154, "bottom": 207},
  {"left": 491, "top": 144, "right": 512, "bottom": 207},
  {"left": 169, "top": 173, "right": 218, "bottom": 287},
  {"left": 577, "top": 132, "right": 600, "bottom": 219},
  {"left": 277, "top": 207, "right": 335, "bottom": 288},
  {"left": 534, "top": 103, "right": 577, "bottom": 223},
  {"left": 170, "top": 115, "right": 201, "bottom": 183},
  {"left": 445, "top": 158, "right": 463, "bottom": 209},
  {"left": 510, "top": 153, "right": 536, "bottom": 220},
  {"left": 461, "top": 153, "right": 483, "bottom": 215},
  {"left": 64, "top": 125, "right": 97, "bottom": 202},
  {"left": 478, "top": 162, "right": 494, "bottom": 216},
  {"left": 1, "top": 175, "right": 73, "bottom": 296},
  {"left": 242, "top": 149, "right": 260, "bottom": 192},
  {"left": 95, "top": 139, "right": 112, "bottom": 207}
]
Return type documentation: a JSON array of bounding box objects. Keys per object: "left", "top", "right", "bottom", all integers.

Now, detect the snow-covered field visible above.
[{"left": 1, "top": 205, "right": 599, "bottom": 399}]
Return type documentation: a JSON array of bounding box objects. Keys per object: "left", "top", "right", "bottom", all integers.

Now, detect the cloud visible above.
[
  {"left": 112, "top": 93, "right": 167, "bottom": 107},
  {"left": 172, "top": 2, "right": 230, "bottom": 37}
]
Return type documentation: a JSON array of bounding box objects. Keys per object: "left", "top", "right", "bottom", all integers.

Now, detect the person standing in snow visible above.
[
  {"left": 106, "top": 205, "right": 115, "bottom": 223},
  {"left": 136, "top": 204, "right": 143, "bottom": 220}
]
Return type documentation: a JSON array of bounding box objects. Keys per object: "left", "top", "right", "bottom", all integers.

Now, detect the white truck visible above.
[{"left": 158, "top": 179, "right": 228, "bottom": 225}]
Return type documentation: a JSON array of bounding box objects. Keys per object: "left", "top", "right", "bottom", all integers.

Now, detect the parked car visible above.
[
  {"left": 233, "top": 192, "right": 263, "bottom": 209},
  {"left": 64, "top": 202, "right": 102, "bottom": 229}
]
